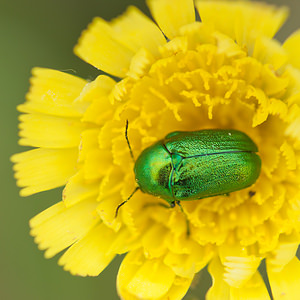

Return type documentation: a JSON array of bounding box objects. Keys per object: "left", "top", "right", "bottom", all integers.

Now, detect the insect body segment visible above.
[{"left": 134, "top": 129, "right": 261, "bottom": 205}]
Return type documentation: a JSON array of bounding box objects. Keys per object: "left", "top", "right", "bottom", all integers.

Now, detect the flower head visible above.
[{"left": 12, "top": 0, "right": 300, "bottom": 299}]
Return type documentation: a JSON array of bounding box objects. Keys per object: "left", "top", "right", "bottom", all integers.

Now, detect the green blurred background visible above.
[{"left": 1, "top": 0, "right": 299, "bottom": 299}]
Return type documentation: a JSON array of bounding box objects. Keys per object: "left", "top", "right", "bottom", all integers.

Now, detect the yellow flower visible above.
[{"left": 11, "top": 0, "right": 300, "bottom": 299}]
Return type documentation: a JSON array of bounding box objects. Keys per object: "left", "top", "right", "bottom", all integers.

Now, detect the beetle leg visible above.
[
  {"left": 175, "top": 201, "right": 190, "bottom": 237},
  {"left": 170, "top": 201, "right": 176, "bottom": 208}
]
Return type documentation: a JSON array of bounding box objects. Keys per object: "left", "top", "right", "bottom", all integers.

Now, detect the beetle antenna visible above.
[
  {"left": 125, "top": 120, "right": 135, "bottom": 163},
  {"left": 115, "top": 186, "right": 139, "bottom": 218}
]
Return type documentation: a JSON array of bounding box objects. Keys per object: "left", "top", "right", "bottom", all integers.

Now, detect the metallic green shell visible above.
[{"left": 134, "top": 129, "right": 261, "bottom": 204}]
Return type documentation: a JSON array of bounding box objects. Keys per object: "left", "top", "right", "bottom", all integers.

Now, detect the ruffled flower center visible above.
[{"left": 95, "top": 22, "right": 300, "bottom": 260}]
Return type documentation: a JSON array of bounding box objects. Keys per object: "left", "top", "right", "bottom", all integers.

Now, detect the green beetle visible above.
[{"left": 116, "top": 127, "right": 261, "bottom": 215}]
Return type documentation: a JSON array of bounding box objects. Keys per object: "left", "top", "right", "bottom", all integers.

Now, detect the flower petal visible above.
[
  {"left": 30, "top": 198, "right": 99, "bottom": 258},
  {"left": 280, "top": 141, "right": 297, "bottom": 170},
  {"left": 76, "top": 74, "right": 116, "bottom": 104},
  {"left": 78, "top": 129, "right": 114, "bottom": 181},
  {"left": 164, "top": 239, "right": 213, "bottom": 278},
  {"left": 83, "top": 148, "right": 113, "bottom": 180},
  {"left": 75, "top": 18, "right": 134, "bottom": 77},
  {"left": 63, "top": 171, "right": 100, "bottom": 207},
  {"left": 283, "top": 29, "right": 300, "bottom": 69},
  {"left": 80, "top": 76, "right": 117, "bottom": 124},
  {"left": 18, "top": 113, "right": 86, "bottom": 148},
  {"left": 195, "top": 1, "right": 288, "bottom": 48},
  {"left": 141, "top": 223, "right": 168, "bottom": 258},
  {"left": 74, "top": 18, "right": 134, "bottom": 77},
  {"left": 78, "top": 129, "right": 100, "bottom": 161},
  {"left": 117, "top": 249, "right": 176, "bottom": 299},
  {"left": 18, "top": 68, "right": 87, "bottom": 117},
  {"left": 230, "top": 271, "right": 270, "bottom": 300},
  {"left": 75, "top": 6, "right": 166, "bottom": 78},
  {"left": 11, "top": 148, "right": 78, "bottom": 196},
  {"left": 207, "top": 257, "right": 269, "bottom": 300},
  {"left": 285, "top": 106, "right": 300, "bottom": 141},
  {"left": 218, "top": 243, "right": 262, "bottom": 288},
  {"left": 118, "top": 270, "right": 192, "bottom": 300},
  {"left": 223, "top": 256, "right": 261, "bottom": 288},
  {"left": 268, "top": 256, "right": 300, "bottom": 300},
  {"left": 207, "top": 257, "right": 230, "bottom": 300},
  {"left": 147, "top": 0, "right": 195, "bottom": 39},
  {"left": 58, "top": 223, "right": 116, "bottom": 276},
  {"left": 126, "top": 48, "right": 156, "bottom": 80},
  {"left": 267, "top": 242, "right": 299, "bottom": 273},
  {"left": 252, "top": 37, "right": 287, "bottom": 70},
  {"left": 159, "top": 276, "right": 193, "bottom": 300},
  {"left": 110, "top": 6, "right": 166, "bottom": 56}
]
